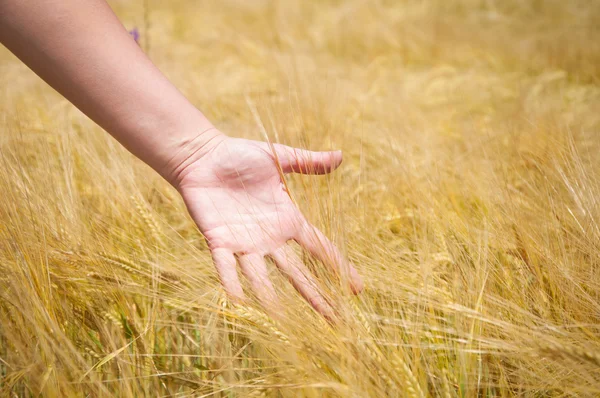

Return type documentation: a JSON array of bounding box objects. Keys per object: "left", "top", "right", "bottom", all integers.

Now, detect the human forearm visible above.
[{"left": 0, "top": 0, "right": 221, "bottom": 184}]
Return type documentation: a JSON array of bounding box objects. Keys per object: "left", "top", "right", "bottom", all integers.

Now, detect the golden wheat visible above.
[{"left": 1, "top": 0, "right": 600, "bottom": 396}]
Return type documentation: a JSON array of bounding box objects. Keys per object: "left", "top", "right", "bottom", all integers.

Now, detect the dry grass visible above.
[{"left": 1, "top": 0, "right": 600, "bottom": 396}]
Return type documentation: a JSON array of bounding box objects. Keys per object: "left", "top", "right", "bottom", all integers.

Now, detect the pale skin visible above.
[{"left": 0, "top": 0, "right": 363, "bottom": 318}]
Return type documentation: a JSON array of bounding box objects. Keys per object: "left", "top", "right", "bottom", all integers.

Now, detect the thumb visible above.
[{"left": 272, "top": 144, "right": 343, "bottom": 175}]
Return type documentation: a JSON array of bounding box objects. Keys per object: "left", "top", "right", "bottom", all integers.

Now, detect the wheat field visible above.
[{"left": 1, "top": 0, "right": 600, "bottom": 396}]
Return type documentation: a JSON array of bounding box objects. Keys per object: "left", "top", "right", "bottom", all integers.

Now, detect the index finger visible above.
[{"left": 296, "top": 223, "right": 364, "bottom": 294}]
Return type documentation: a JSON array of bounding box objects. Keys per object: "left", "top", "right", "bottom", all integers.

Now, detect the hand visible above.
[{"left": 173, "top": 134, "right": 364, "bottom": 318}]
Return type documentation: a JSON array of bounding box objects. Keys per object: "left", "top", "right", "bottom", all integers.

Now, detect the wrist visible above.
[{"left": 160, "top": 126, "right": 227, "bottom": 188}]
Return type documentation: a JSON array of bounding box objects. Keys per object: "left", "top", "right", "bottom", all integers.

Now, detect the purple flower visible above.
[{"left": 128, "top": 27, "right": 140, "bottom": 43}]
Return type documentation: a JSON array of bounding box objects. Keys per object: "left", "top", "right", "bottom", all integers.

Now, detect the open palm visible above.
[{"left": 176, "top": 136, "right": 363, "bottom": 317}]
